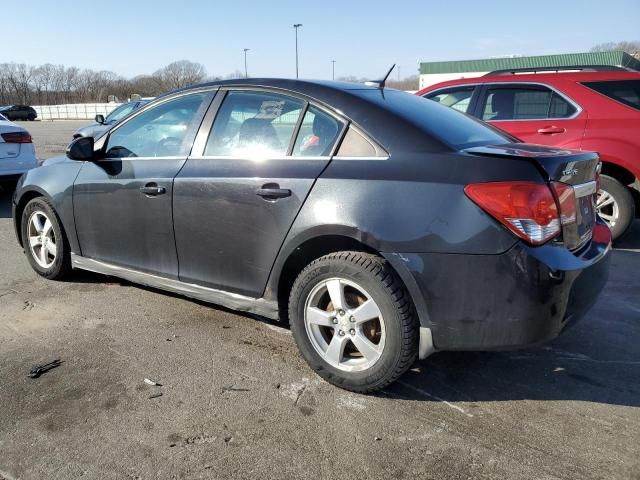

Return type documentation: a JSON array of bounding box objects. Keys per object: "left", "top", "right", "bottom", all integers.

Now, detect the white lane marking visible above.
[
  {"left": 398, "top": 381, "right": 473, "bottom": 418},
  {"left": 265, "top": 324, "right": 291, "bottom": 335}
]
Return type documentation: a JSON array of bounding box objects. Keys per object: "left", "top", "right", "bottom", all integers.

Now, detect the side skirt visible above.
[{"left": 71, "top": 253, "right": 280, "bottom": 320}]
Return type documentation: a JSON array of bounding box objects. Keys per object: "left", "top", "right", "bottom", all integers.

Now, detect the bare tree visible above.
[
  {"left": 591, "top": 41, "right": 640, "bottom": 56},
  {"left": 0, "top": 59, "right": 215, "bottom": 105},
  {"left": 152, "top": 60, "right": 207, "bottom": 91}
]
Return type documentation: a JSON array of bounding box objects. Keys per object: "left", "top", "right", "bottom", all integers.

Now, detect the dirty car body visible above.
[{"left": 12, "top": 79, "right": 611, "bottom": 391}]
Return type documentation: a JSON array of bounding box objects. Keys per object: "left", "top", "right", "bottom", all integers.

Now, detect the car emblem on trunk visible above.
[{"left": 562, "top": 167, "right": 578, "bottom": 176}]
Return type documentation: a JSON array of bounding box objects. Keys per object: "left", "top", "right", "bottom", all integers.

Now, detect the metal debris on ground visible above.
[
  {"left": 28, "top": 359, "right": 63, "bottom": 378},
  {"left": 144, "top": 378, "right": 162, "bottom": 386}
]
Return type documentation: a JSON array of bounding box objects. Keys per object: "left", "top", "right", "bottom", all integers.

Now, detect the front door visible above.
[
  {"left": 478, "top": 84, "right": 587, "bottom": 148},
  {"left": 173, "top": 89, "right": 345, "bottom": 297},
  {"left": 73, "top": 91, "right": 213, "bottom": 277}
]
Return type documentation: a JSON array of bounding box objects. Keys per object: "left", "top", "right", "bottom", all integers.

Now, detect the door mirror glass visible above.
[
  {"left": 95, "top": 114, "right": 105, "bottom": 124},
  {"left": 66, "top": 136, "right": 95, "bottom": 161}
]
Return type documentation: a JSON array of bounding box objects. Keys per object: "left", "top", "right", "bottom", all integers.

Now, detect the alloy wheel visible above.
[
  {"left": 596, "top": 189, "right": 619, "bottom": 228},
  {"left": 27, "top": 210, "right": 57, "bottom": 269},
  {"left": 304, "top": 277, "right": 386, "bottom": 372}
]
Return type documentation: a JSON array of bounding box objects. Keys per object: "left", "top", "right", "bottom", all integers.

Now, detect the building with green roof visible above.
[{"left": 418, "top": 51, "right": 640, "bottom": 89}]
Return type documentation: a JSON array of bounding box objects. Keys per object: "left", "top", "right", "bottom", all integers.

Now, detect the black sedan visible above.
[
  {"left": 0, "top": 104, "right": 37, "bottom": 121},
  {"left": 12, "top": 79, "right": 611, "bottom": 392}
]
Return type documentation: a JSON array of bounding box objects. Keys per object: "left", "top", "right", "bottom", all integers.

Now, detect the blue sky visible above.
[{"left": 6, "top": 0, "right": 639, "bottom": 79}]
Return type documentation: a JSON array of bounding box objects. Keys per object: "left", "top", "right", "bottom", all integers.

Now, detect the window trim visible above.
[{"left": 424, "top": 81, "right": 582, "bottom": 122}]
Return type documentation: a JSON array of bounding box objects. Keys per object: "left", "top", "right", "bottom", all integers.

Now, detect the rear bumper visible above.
[{"left": 387, "top": 221, "right": 612, "bottom": 351}]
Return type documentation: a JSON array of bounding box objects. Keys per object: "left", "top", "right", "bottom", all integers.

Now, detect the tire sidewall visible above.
[
  {"left": 599, "top": 175, "right": 635, "bottom": 240},
  {"left": 21, "top": 198, "right": 68, "bottom": 279},
  {"left": 289, "top": 257, "right": 409, "bottom": 389}
]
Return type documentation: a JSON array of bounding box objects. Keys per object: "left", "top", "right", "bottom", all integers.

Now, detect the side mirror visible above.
[
  {"left": 95, "top": 114, "right": 105, "bottom": 124},
  {"left": 66, "top": 136, "right": 95, "bottom": 161}
]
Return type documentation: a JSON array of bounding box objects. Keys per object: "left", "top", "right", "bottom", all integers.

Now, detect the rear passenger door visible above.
[
  {"left": 173, "top": 89, "right": 345, "bottom": 297},
  {"left": 477, "top": 83, "right": 586, "bottom": 147}
]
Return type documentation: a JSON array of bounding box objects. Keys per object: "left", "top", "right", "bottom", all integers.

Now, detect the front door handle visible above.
[
  {"left": 140, "top": 183, "right": 166, "bottom": 196},
  {"left": 537, "top": 126, "right": 566, "bottom": 134},
  {"left": 256, "top": 184, "right": 292, "bottom": 200}
]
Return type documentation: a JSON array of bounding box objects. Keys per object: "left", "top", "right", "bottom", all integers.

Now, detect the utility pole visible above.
[
  {"left": 243, "top": 48, "right": 250, "bottom": 78},
  {"left": 331, "top": 60, "right": 336, "bottom": 80},
  {"left": 293, "top": 24, "right": 302, "bottom": 78}
]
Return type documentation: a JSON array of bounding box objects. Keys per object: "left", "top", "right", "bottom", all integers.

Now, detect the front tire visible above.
[
  {"left": 597, "top": 175, "right": 635, "bottom": 241},
  {"left": 21, "top": 197, "right": 71, "bottom": 280},
  {"left": 289, "top": 251, "right": 418, "bottom": 393}
]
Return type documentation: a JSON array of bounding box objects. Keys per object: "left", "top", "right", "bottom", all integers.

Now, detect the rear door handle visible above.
[
  {"left": 537, "top": 126, "right": 566, "bottom": 134},
  {"left": 140, "top": 183, "right": 166, "bottom": 196},
  {"left": 256, "top": 185, "right": 292, "bottom": 200}
]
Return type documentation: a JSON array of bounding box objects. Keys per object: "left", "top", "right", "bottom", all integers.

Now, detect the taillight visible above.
[
  {"left": 1, "top": 131, "right": 32, "bottom": 143},
  {"left": 464, "top": 181, "right": 565, "bottom": 245},
  {"left": 549, "top": 181, "right": 577, "bottom": 226}
]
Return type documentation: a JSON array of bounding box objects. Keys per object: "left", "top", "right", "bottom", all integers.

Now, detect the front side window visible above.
[
  {"left": 105, "top": 92, "right": 209, "bottom": 158},
  {"left": 106, "top": 103, "right": 136, "bottom": 123},
  {"left": 425, "top": 86, "right": 474, "bottom": 113},
  {"left": 205, "top": 91, "right": 305, "bottom": 157},
  {"left": 482, "top": 86, "right": 576, "bottom": 121},
  {"left": 292, "top": 106, "right": 343, "bottom": 157},
  {"left": 582, "top": 79, "right": 640, "bottom": 111}
]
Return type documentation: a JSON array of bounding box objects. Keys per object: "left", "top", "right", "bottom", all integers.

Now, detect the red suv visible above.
[{"left": 417, "top": 67, "right": 640, "bottom": 240}]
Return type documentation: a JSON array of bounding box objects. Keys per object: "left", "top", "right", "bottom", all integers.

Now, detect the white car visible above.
[{"left": 0, "top": 113, "right": 38, "bottom": 181}]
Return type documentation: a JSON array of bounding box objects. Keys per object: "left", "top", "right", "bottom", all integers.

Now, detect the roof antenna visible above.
[{"left": 365, "top": 64, "right": 396, "bottom": 89}]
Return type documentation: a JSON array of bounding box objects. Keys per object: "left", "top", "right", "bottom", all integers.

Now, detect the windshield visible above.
[
  {"left": 105, "top": 103, "right": 137, "bottom": 123},
  {"left": 0, "top": 113, "right": 7, "bottom": 121},
  {"left": 582, "top": 79, "right": 640, "bottom": 111},
  {"left": 356, "top": 89, "right": 511, "bottom": 150}
]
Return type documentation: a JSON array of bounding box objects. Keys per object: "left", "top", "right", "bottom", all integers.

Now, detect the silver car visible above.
[
  {"left": 0, "top": 113, "right": 38, "bottom": 181},
  {"left": 73, "top": 100, "right": 150, "bottom": 139}
]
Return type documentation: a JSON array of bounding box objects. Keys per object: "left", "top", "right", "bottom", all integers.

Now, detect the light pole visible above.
[
  {"left": 243, "top": 48, "right": 250, "bottom": 78},
  {"left": 331, "top": 60, "right": 336, "bottom": 80},
  {"left": 293, "top": 23, "right": 302, "bottom": 78}
]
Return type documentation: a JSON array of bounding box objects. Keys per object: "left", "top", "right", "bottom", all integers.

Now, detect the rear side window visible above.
[
  {"left": 582, "top": 80, "right": 640, "bottom": 111},
  {"left": 481, "top": 86, "right": 576, "bottom": 121},
  {"left": 292, "top": 106, "right": 343, "bottom": 157},
  {"left": 425, "top": 86, "right": 474, "bottom": 113},
  {"left": 205, "top": 91, "right": 304, "bottom": 157}
]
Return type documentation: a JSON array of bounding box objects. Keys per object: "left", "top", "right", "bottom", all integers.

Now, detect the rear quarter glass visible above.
[{"left": 581, "top": 79, "right": 640, "bottom": 111}]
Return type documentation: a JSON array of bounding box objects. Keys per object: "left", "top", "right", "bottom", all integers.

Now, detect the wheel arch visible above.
[
  {"left": 268, "top": 229, "right": 432, "bottom": 329},
  {"left": 600, "top": 160, "right": 640, "bottom": 214},
  {"left": 600, "top": 160, "right": 637, "bottom": 187}
]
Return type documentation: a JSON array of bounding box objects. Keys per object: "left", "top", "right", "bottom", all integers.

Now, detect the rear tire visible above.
[
  {"left": 597, "top": 175, "right": 635, "bottom": 241},
  {"left": 21, "top": 197, "right": 71, "bottom": 280},
  {"left": 288, "top": 251, "right": 418, "bottom": 393}
]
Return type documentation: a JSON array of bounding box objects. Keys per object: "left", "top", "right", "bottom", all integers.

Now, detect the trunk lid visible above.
[{"left": 465, "top": 143, "right": 600, "bottom": 250}]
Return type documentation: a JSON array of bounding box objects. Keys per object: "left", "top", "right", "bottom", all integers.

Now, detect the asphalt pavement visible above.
[{"left": 0, "top": 121, "right": 638, "bottom": 480}]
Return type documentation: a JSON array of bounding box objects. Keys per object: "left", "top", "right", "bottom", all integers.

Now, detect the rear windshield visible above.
[
  {"left": 356, "top": 89, "right": 510, "bottom": 150},
  {"left": 582, "top": 79, "right": 640, "bottom": 111}
]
